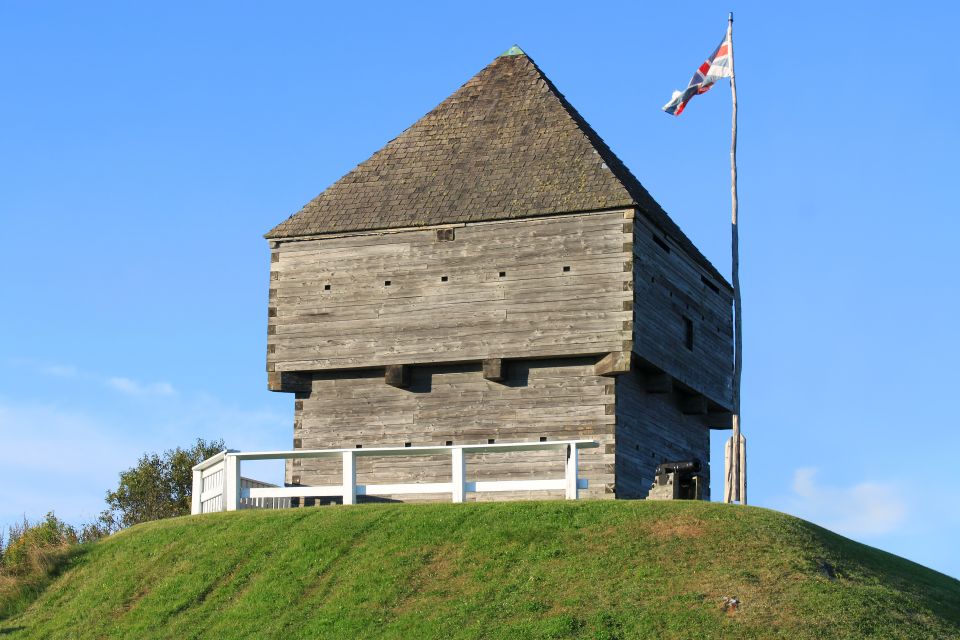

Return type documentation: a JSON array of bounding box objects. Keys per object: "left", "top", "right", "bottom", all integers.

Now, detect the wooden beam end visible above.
[
  {"left": 385, "top": 364, "right": 411, "bottom": 389},
  {"left": 268, "top": 372, "right": 310, "bottom": 394},
  {"left": 679, "top": 394, "right": 709, "bottom": 415},
  {"left": 595, "top": 351, "right": 631, "bottom": 377},
  {"left": 482, "top": 358, "right": 506, "bottom": 383},
  {"left": 707, "top": 411, "right": 733, "bottom": 429}
]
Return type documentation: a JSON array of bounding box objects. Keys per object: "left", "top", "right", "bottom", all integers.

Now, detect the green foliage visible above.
[
  {"left": 1, "top": 501, "right": 958, "bottom": 639},
  {"left": 103, "top": 438, "right": 225, "bottom": 528},
  {"left": 0, "top": 514, "right": 77, "bottom": 576},
  {"left": 0, "top": 439, "right": 227, "bottom": 622},
  {"left": 0, "top": 513, "right": 80, "bottom": 620}
]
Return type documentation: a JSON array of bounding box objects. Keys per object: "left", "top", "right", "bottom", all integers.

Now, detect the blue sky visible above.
[{"left": 1, "top": 2, "right": 958, "bottom": 578}]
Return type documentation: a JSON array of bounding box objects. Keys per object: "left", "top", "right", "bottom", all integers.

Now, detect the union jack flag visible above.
[{"left": 663, "top": 28, "right": 732, "bottom": 116}]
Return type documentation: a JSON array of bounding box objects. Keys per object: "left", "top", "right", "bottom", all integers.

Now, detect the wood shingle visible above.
[{"left": 266, "top": 48, "right": 727, "bottom": 287}]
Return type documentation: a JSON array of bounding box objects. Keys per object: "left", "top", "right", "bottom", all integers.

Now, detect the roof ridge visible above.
[{"left": 264, "top": 50, "right": 728, "bottom": 287}]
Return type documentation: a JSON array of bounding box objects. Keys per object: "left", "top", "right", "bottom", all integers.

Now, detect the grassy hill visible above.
[{"left": 1, "top": 501, "right": 957, "bottom": 639}]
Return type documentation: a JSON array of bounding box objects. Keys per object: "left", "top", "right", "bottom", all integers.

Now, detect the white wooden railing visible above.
[{"left": 191, "top": 440, "right": 598, "bottom": 515}]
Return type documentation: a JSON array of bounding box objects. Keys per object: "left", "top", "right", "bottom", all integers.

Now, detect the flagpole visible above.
[{"left": 725, "top": 11, "right": 746, "bottom": 505}]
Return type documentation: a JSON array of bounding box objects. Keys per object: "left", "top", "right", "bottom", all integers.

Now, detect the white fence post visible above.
[
  {"left": 191, "top": 468, "right": 203, "bottom": 515},
  {"left": 224, "top": 454, "right": 241, "bottom": 511},
  {"left": 565, "top": 443, "right": 579, "bottom": 500},
  {"left": 342, "top": 450, "right": 356, "bottom": 505},
  {"left": 451, "top": 447, "right": 465, "bottom": 503}
]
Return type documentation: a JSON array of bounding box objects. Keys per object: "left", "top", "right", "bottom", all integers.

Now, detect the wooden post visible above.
[
  {"left": 224, "top": 454, "right": 241, "bottom": 512},
  {"left": 724, "top": 11, "right": 747, "bottom": 505},
  {"left": 565, "top": 444, "right": 579, "bottom": 500},
  {"left": 739, "top": 432, "right": 747, "bottom": 504},
  {"left": 342, "top": 450, "right": 356, "bottom": 505},
  {"left": 451, "top": 447, "right": 465, "bottom": 503},
  {"left": 191, "top": 468, "right": 203, "bottom": 515}
]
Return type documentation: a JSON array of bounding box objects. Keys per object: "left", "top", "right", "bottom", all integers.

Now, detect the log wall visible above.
[
  {"left": 614, "top": 369, "right": 712, "bottom": 499},
  {"left": 632, "top": 215, "right": 734, "bottom": 408},
  {"left": 266, "top": 207, "right": 731, "bottom": 501},
  {"left": 268, "top": 210, "right": 633, "bottom": 373},
  {"left": 288, "top": 358, "right": 615, "bottom": 501}
]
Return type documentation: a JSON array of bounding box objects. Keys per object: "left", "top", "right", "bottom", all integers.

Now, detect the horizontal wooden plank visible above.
[{"left": 270, "top": 213, "right": 631, "bottom": 374}]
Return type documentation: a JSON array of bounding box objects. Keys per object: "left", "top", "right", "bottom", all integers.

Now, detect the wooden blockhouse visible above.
[{"left": 265, "top": 48, "right": 734, "bottom": 501}]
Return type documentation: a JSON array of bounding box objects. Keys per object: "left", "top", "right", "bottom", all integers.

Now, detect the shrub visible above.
[
  {"left": 102, "top": 438, "right": 226, "bottom": 528},
  {"left": 0, "top": 513, "right": 79, "bottom": 619}
]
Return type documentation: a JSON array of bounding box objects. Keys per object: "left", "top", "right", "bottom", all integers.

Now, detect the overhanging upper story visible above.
[{"left": 265, "top": 48, "right": 734, "bottom": 413}]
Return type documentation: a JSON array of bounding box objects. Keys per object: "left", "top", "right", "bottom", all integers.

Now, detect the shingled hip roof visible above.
[{"left": 267, "top": 48, "right": 728, "bottom": 287}]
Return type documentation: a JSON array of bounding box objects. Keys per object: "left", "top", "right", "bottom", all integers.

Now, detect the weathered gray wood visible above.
[
  {"left": 268, "top": 211, "right": 632, "bottom": 375},
  {"left": 482, "top": 358, "right": 506, "bottom": 382},
  {"left": 679, "top": 394, "right": 709, "bottom": 416},
  {"left": 288, "top": 358, "right": 615, "bottom": 502},
  {"left": 727, "top": 13, "right": 746, "bottom": 505},
  {"left": 707, "top": 411, "right": 733, "bottom": 429},
  {"left": 267, "top": 372, "right": 311, "bottom": 394},
  {"left": 631, "top": 213, "right": 734, "bottom": 409},
  {"left": 642, "top": 372, "right": 673, "bottom": 394},
  {"left": 265, "top": 204, "right": 726, "bottom": 504},
  {"left": 614, "top": 368, "right": 711, "bottom": 500},
  {"left": 385, "top": 364, "right": 411, "bottom": 389},
  {"left": 594, "top": 351, "right": 631, "bottom": 377}
]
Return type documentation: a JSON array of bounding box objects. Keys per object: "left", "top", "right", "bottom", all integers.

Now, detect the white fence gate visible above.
[{"left": 191, "top": 440, "right": 598, "bottom": 515}]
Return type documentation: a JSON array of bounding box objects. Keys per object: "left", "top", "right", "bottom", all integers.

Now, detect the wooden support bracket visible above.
[
  {"left": 643, "top": 372, "right": 673, "bottom": 394},
  {"left": 385, "top": 364, "right": 411, "bottom": 389},
  {"left": 595, "top": 351, "right": 631, "bottom": 377},
  {"left": 707, "top": 411, "right": 733, "bottom": 429},
  {"left": 482, "top": 358, "right": 506, "bottom": 382},
  {"left": 267, "top": 372, "right": 310, "bottom": 394},
  {"left": 679, "top": 394, "right": 709, "bottom": 415}
]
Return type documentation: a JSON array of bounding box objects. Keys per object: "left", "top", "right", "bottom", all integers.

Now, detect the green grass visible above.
[{"left": 1, "top": 501, "right": 957, "bottom": 639}]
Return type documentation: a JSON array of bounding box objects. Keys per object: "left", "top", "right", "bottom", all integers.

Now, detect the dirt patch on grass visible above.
[
  {"left": 645, "top": 520, "right": 707, "bottom": 539},
  {"left": 584, "top": 516, "right": 708, "bottom": 550}
]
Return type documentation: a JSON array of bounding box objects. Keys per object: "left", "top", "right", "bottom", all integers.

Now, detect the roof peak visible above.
[{"left": 265, "top": 49, "right": 728, "bottom": 287}]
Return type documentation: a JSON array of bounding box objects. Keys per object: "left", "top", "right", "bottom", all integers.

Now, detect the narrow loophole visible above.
[
  {"left": 487, "top": 438, "right": 496, "bottom": 444},
  {"left": 562, "top": 265, "right": 571, "bottom": 272},
  {"left": 441, "top": 276, "right": 448, "bottom": 282},
  {"left": 404, "top": 442, "right": 412, "bottom": 448},
  {"left": 324, "top": 284, "right": 331, "bottom": 291}
]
